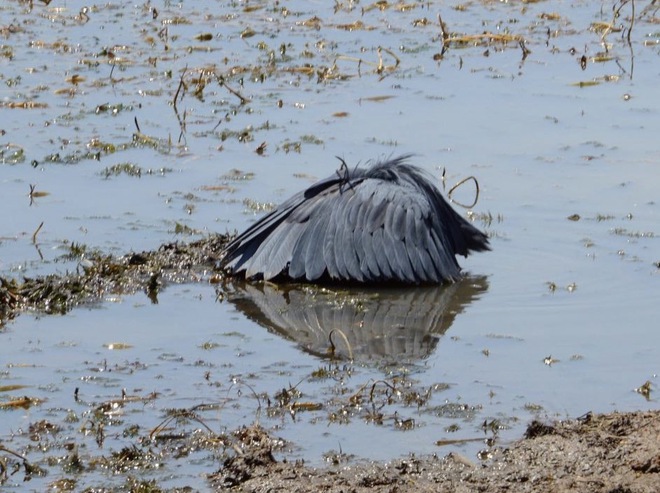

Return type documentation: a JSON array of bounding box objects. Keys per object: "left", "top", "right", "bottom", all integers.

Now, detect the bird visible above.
[{"left": 220, "top": 155, "right": 490, "bottom": 284}]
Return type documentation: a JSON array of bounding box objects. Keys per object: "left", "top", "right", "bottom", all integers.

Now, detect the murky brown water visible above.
[{"left": 1, "top": 0, "right": 658, "bottom": 490}]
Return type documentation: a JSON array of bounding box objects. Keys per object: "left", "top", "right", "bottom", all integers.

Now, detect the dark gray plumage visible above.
[{"left": 220, "top": 155, "right": 490, "bottom": 284}]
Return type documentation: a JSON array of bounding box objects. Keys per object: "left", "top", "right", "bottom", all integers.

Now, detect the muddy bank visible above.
[
  {"left": 212, "top": 410, "right": 660, "bottom": 493},
  {"left": 0, "top": 234, "right": 230, "bottom": 324}
]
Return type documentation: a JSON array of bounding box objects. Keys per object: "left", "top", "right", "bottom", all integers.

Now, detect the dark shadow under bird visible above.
[{"left": 220, "top": 155, "right": 490, "bottom": 284}]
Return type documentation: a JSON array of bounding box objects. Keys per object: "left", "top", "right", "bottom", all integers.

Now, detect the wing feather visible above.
[
  {"left": 345, "top": 196, "right": 367, "bottom": 282},
  {"left": 365, "top": 187, "right": 389, "bottom": 234},
  {"left": 223, "top": 195, "right": 305, "bottom": 274},
  {"left": 322, "top": 194, "right": 341, "bottom": 279},
  {"left": 334, "top": 192, "right": 361, "bottom": 280},
  {"left": 360, "top": 227, "right": 381, "bottom": 280},
  {"left": 302, "top": 200, "right": 333, "bottom": 281},
  {"left": 371, "top": 228, "right": 393, "bottom": 280},
  {"left": 245, "top": 221, "right": 303, "bottom": 280}
]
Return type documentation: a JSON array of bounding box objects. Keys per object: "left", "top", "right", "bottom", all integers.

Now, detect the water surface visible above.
[{"left": 1, "top": 0, "right": 658, "bottom": 490}]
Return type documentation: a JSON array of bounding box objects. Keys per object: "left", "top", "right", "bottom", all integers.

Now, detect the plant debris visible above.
[{"left": 0, "top": 234, "right": 231, "bottom": 324}]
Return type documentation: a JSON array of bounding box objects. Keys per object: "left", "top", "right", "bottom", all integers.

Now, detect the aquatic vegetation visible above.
[{"left": 0, "top": 235, "right": 231, "bottom": 320}]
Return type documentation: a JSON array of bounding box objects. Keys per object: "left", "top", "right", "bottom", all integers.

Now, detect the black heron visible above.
[{"left": 220, "top": 155, "right": 490, "bottom": 284}]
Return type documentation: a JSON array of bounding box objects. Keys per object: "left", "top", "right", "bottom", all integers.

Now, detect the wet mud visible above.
[{"left": 212, "top": 410, "right": 660, "bottom": 493}]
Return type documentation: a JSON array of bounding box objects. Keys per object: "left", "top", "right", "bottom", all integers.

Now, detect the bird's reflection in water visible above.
[{"left": 222, "top": 276, "right": 489, "bottom": 364}]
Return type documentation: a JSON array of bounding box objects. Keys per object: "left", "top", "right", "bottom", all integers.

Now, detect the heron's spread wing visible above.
[
  {"left": 221, "top": 158, "right": 489, "bottom": 284},
  {"left": 221, "top": 175, "right": 347, "bottom": 281},
  {"left": 295, "top": 178, "right": 465, "bottom": 283}
]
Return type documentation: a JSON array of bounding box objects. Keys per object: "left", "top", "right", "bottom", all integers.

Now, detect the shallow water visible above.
[{"left": 1, "top": 0, "right": 658, "bottom": 490}]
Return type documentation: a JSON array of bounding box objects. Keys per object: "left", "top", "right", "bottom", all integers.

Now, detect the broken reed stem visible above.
[
  {"left": 32, "top": 221, "right": 44, "bottom": 244},
  {"left": 438, "top": 13, "right": 450, "bottom": 56},
  {"left": 447, "top": 32, "right": 524, "bottom": 45},
  {"left": 172, "top": 66, "right": 188, "bottom": 139},
  {"left": 333, "top": 48, "right": 399, "bottom": 79},
  {"left": 519, "top": 40, "right": 531, "bottom": 61},
  {"left": 173, "top": 65, "right": 186, "bottom": 115},
  {"left": 328, "top": 329, "right": 354, "bottom": 361},
  {"left": 216, "top": 75, "right": 249, "bottom": 105},
  {"left": 627, "top": 0, "right": 635, "bottom": 45},
  {"left": 448, "top": 176, "right": 481, "bottom": 209}
]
